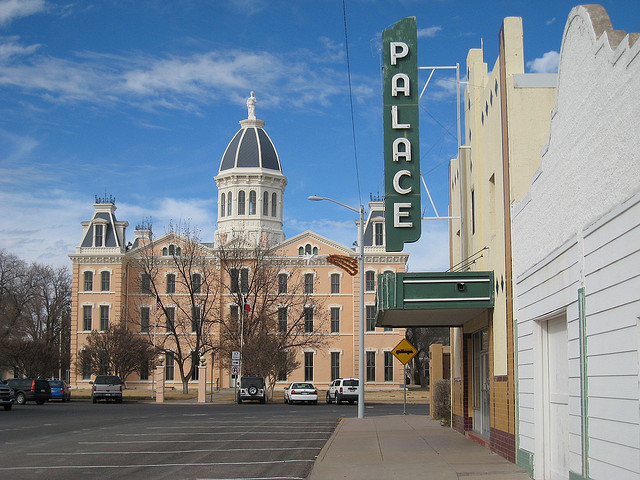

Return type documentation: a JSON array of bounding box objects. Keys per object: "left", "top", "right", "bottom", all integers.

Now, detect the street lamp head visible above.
[{"left": 308, "top": 195, "right": 324, "bottom": 201}]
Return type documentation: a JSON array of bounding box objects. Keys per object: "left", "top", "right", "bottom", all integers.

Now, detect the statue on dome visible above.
[{"left": 247, "top": 91, "right": 256, "bottom": 120}]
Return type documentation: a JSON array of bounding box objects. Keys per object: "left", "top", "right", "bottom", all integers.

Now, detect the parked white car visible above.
[
  {"left": 284, "top": 382, "right": 318, "bottom": 405},
  {"left": 326, "top": 378, "right": 359, "bottom": 404}
]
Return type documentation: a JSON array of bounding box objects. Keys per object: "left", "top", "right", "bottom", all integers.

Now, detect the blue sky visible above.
[{"left": 1, "top": 0, "right": 638, "bottom": 271}]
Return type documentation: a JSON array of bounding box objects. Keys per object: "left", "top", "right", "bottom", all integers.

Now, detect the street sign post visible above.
[{"left": 392, "top": 338, "right": 418, "bottom": 414}]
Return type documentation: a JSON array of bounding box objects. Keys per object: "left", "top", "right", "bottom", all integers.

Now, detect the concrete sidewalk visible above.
[{"left": 308, "top": 414, "right": 530, "bottom": 480}]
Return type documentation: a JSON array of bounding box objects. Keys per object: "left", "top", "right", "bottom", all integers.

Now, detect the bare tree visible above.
[
  {"left": 130, "top": 221, "right": 221, "bottom": 393},
  {"left": 79, "top": 324, "right": 154, "bottom": 381},
  {"left": 406, "top": 327, "right": 450, "bottom": 387},
  {"left": 0, "top": 251, "right": 71, "bottom": 378},
  {"left": 216, "top": 237, "right": 329, "bottom": 396}
]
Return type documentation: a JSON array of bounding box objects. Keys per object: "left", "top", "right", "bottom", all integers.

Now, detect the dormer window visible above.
[
  {"left": 374, "top": 223, "right": 384, "bottom": 246},
  {"left": 94, "top": 224, "right": 104, "bottom": 247}
]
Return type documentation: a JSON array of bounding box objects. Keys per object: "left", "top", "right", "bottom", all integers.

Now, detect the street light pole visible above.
[{"left": 309, "top": 195, "right": 365, "bottom": 419}]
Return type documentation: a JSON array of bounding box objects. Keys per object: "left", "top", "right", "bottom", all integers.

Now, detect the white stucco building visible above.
[{"left": 512, "top": 5, "right": 640, "bottom": 480}]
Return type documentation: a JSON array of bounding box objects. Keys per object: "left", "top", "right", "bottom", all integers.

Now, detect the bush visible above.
[{"left": 432, "top": 379, "right": 451, "bottom": 425}]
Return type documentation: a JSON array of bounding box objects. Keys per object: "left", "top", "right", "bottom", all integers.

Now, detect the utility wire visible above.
[{"left": 342, "top": 0, "right": 362, "bottom": 206}]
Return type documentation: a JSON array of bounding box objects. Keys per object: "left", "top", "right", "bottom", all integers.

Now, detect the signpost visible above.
[
  {"left": 392, "top": 338, "right": 418, "bottom": 414},
  {"left": 232, "top": 351, "right": 241, "bottom": 401}
]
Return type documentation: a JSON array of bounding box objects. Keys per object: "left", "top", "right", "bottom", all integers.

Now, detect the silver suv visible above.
[
  {"left": 237, "top": 376, "right": 266, "bottom": 404},
  {"left": 326, "top": 378, "right": 359, "bottom": 404}
]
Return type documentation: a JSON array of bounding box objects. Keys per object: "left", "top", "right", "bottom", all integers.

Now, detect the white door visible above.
[{"left": 542, "top": 317, "right": 569, "bottom": 480}]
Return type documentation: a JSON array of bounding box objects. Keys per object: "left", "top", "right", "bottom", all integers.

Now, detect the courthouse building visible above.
[{"left": 69, "top": 96, "right": 408, "bottom": 391}]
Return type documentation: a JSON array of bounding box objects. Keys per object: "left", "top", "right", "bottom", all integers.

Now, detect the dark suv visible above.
[
  {"left": 237, "top": 376, "right": 266, "bottom": 404},
  {"left": 6, "top": 378, "right": 51, "bottom": 405}
]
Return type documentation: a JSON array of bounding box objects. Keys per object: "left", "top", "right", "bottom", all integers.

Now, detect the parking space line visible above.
[
  {"left": 79, "top": 438, "right": 329, "bottom": 444},
  {"left": 29, "top": 447, "right": 320, "bottom": 455}
]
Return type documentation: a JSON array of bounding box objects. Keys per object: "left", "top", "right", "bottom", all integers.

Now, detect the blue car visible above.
[{"left": 48, "top": 380, "right": 71, "bottom": 402}]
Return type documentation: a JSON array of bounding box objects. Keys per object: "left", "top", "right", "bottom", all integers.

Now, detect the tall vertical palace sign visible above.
[{"left": 383, "top": 16, "right": 421, "bottom": 252}]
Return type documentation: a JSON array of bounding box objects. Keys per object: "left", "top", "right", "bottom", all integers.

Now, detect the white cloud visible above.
[
  {"left": 527, "top": 51, "right": 559, "bottom": 73},
  {"left": 0, "top": 0, "right": 46, "bottom": 26},
  {"left": 545, "top": 17, "right": 556, "bottom": 26},
  {"left": 417, "top": 26, "right": 443, "bottom": 38}
]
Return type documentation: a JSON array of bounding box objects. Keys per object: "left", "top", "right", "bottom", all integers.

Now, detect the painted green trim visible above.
[
  {"left": 569, "top": 471, "right": 591, "bottom": 480},
  {"left": 578, "top": 287, "right": 589, "bottom": 478},
  {"left": 516, "top": 448, "right": 534, "bottom": 478}
]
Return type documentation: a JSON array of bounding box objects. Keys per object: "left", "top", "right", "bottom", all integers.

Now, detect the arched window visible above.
[
  {"left": 272, "top": 193, "right": 277, "bottom": 217},
  {"left": 169, "top": 245, "right": 175, "bottom": 256},
  {"left": 298, "top": 247, "right": 304, "bottom": 255},
  {"left": 305, "top": 244, "right": 312, "bottom": 255},
  {"left": 249, "top": 191, "right": 256, "bottom": 215},
  {"left": 313, "top": 247, "right": 318, "bottom": 255},
  {"left": 162, "top": 247, "right": 168, "bottom": 256},
  {"left": 238, "top": 191, "right": 246, "bottom": 215},
  {"left": 220, "top": 193, "right": 226, "bottom": 217},
  {"left": 227, "top": 192, "right": 232, "bottom": 216},
  {"left": 263, "top": 191, "right": 269, "bottom": 216}
]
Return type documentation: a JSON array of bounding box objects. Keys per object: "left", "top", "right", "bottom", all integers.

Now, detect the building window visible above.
[
  {"left": 227, "top": 192, "right": 232, "bottom": 216},
  {"left": 238, "top": 190, "right": 246, "bottom": 215},
  {"left": 277, "top": 366, "right": 287, "bottom": 382},
  {"left": 83, "top": 271, "right": 93, "bottom": 291},
  {"left": 141, "top": 273, "right": 151, "bottom": 294},
  {"left": 220, "top": 193, "right": 226, "bottom": 217},
  {"left": 165, "top": 352, "right": 174, "bottom": 381},
  {"left": 140, "top": 360, "right": 149, "bottom": 381},
  {"left": 330, "top": 273, "right": 340, "bottom": 294},
  {"left": 192, "top": 273, "right": 202, "bottom": 294},
  {"left": 230, "top": 268, "right": 249, "bottom": 294},
  {"left": 191, "top": 352, "right": 199, "bottom": 381},
  {"left": 304, "top": 307, "right": 314, "bottom": 333},
  {"left": 263, "top": 191, "right": 269, "bottom": 216},
  {"left": 331, "top": 307, "right": 340, "bottom": 333},
  {"left": 166, "top": 307, "right": 175, "bottom": 332},
  {"left": 366, "top": 305, "right": 376, "bottom": 332},
  {"left": 249, "top": 190, "right": 256, "bottom": 215},
  {"left": 298, "top": 247, "right": 304, "bottom": 255},
  {"left": 229, "top": 305, "right": 239, "bottom": 322},
  {"left": 366, "top": 351, "right": 376, "bottom": 382},
  {"left": 278, "top": 307, "right": 287, "bottom": 333},
  {"left": 374, "top": 223, "right": 384, "bottom": 246},
  {"left": 365, "top": 271, "right": 376, "bottom": 292},
  {"left": 471, "top": 189, "right": 476, "bottom": 235},
  {"left": 384, "top": 352, "right": 393, "bottom": 382},
  {"left": 304, "top": 273, "right": 314, "bottom": 294},
  {"left": 99, "top": 305, "right": 109, "bottom": 331},
  {"left": 94, "top": 224, "right": 103, "bottom": 247},
  {"left": 305, "top": 244, "right": 312, "bottom": 255},
  {"left": 384, "top": 326, "right": 393, "bottom": 332},
  {"left": 278, "top": 273, "right": 288, "bottom": 294},
  {"left": 81, "top": 350, "right": 92, "bottom": 380},
  {"left": 140, "top": 307, "right": 150, "bottom": 333},
  {"left": 101, "top": 271, "right": 110, "bottom": 291},
  {"left": 191, "top": 306, "right": 201, "bottom": 333},
  {"left": 331, "top": 352, "right": 340, "bottom": 381},
  {"left": 271, "top": 192, "right": 277, "bottom": 217},
  {"left": 304, "top": 352, "right": 313, "bottom": 381},
  {"left": 83, "top": 305, "right": 92, "bottom": 331},
  {"left": 166, "top": 274, "right": 176, "bottom": 294}
]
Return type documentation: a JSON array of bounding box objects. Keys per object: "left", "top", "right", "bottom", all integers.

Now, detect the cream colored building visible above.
[
  {"left": 448, "top": 17, "right": 556, "bottom": 461},
  {"left": 69, "top": 97, "right": 408, "bottom": 392}
]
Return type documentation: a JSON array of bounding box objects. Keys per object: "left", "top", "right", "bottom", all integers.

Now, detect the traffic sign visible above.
[
  {"left": 232, "top": 359, "right": 240, "bottom": 366},
  {"left": 392, "top": 338, "right": 418, "bottom": 365},
  {"left": 231, "top": 365, "right": 240, "bottom": 375},
  {"left": 232, "top": 351, "right": 241, "bottom": 360}
]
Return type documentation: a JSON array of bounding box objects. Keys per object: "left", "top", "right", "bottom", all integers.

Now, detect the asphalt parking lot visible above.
[{"left": 0, "top": 399, "right": 427, "bottom": 479}]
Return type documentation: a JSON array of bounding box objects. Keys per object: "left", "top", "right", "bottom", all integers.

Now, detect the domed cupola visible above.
[{"left": 214, "top": 92, "right": 287, "bottom": 248}]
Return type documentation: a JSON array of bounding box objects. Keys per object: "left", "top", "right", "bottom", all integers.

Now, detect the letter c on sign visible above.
[{"left": 393, "top": 170, "right": 412, "bottom": 195}]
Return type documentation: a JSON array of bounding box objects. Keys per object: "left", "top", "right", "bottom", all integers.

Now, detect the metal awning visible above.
[{"left": 376, "top": 271, "right": 494, "bottom": 328}]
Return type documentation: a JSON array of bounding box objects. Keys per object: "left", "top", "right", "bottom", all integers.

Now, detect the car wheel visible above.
[
  {"left": 237, "top": 396, "right": 242, "bottom": 404},
  {"left": 313, "top": 400, "right": 318, "bottom": 405},
  {"left": 284, "top": 396, "right": 288, "bottom": 404},
  {"left": 336, "top": 393, "right": 342, "bottom": 405},
  {"left": 15, "top": 392, "right": 26, "bottom": 405},
  {"left": 4, "top": 404, "right": 11, "bottom": 411},
  {"left": 116, "top": 398, "right": 123, "bottom": 404},
  {"left": 36, "top": 399, "right": 45, "bottom": 405},
  {"left": 326, "top": 392, "right": 331, "bottom": 404},
  {"left": 92, "top": 396, "right": 97, "bottom": 404},
  {"left": 260, "top": 397, "right": 266, "bottom": 404},
  {"left": 248, "top": 385, "right": 258, "bottom": 396}
]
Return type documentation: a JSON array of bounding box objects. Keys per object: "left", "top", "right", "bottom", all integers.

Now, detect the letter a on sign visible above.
[{"left": 383, "top": 17, "right": 421, "bottom": 252}]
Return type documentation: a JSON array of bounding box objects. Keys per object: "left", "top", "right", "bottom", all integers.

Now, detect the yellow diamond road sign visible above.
[{"left": 392, "top": 338, "right": 418, "bottom": 365}]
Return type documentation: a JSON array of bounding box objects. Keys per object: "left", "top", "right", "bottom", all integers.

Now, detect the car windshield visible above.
[
  {"left": 95, "top": 375, "right": 121, "bottom": 385},
  {"left": 292, "top": 383, "right": 314, "bottom": 389},
  {"left": 343, "top": 379, "right": 358, "bottom": 387}
]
